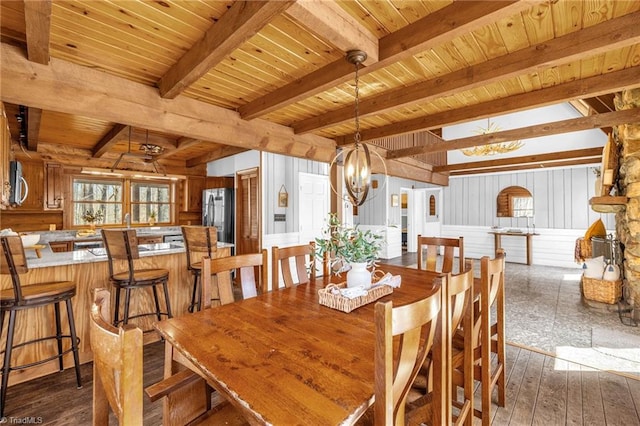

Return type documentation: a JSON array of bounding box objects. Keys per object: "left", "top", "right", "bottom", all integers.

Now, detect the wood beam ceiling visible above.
[
  {"left": 446, "top": 158, "right": 601, "bottom": 176},
  {"left": 336, "top": 65, "right": 640, "bottom": 145},
  {"left": 286, "top": 0, "right": 378, "bottom": 65},
  {"left": 295, "top": 11, "right": 640, "bottom": 134},
  {"left": 434, "top": 147, "right": 602, "bottom": 175},
  {"left": 238, "top": 0, "right": 530, "bottom": 120},
  {"left": 0, "top": 43, "right": 447, "bottom": 184},
  {"left": 154, "top": 137, "right": 201, "bottom": 161},
  {"left": 158, "top": 1, "right": 296, "bottom": 99},
  {"left": 92, "top": 124, "right": 129, "bottom": 158},
  {"left": 23, "top": 0, "right": 51, "bottom": 152},
  {"left": 387, "top": 109, "right": 639, "bottom": 158}
]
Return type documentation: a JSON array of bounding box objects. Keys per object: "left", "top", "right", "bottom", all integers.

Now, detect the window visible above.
[
  {"left": 72, "top": 176, "right": 174, "bottom": 227},
  {"left": 72, "top": 178, "right": 123, "bottom": 226},
  {"left": 131, "top": 181, "right": 171, "bottom": 224}
]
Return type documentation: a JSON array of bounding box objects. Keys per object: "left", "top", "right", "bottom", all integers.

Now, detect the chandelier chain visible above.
[{"left": 354, "top": 61, "right": 361, "bottom": 146}]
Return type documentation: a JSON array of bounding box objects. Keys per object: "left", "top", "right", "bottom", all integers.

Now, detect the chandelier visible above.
[
  {"left": 460, "top": 118, "right": 524, "bottom": 156},
  {"left": 343, "top": 50, "right": 371, "bottom": 206}
]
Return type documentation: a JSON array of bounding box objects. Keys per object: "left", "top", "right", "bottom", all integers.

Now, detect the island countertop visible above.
[{"left": 25, "top": 241, "right": 234, "bottom": 268}]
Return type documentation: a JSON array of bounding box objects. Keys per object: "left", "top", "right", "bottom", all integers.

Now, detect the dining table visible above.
[{"left": 153, "top": 264, "right": 445, "bottom": 425}]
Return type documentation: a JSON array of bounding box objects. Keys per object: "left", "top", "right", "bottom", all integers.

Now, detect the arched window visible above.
[{"left": 429, "top": 195, "right": 436, "bottom": 216}]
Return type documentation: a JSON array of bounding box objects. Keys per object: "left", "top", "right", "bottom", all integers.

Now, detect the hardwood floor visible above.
[{"left": 3, "top": 340, "right": 639, "bottom": 425}]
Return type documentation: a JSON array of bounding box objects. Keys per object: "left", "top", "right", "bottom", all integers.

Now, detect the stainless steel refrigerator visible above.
[{"left": 202, "top": 188, "right": 234, "bottom": 244}]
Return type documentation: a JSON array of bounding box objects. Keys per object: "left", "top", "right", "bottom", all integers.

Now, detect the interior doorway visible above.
[
  {"left": 236, "top": 167, "right": 260, "bottom": 255},
  {"left": 298, "top": 172, "right": 329, "bottom": 245}
]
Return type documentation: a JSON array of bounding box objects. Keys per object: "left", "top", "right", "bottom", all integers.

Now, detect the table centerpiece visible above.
[{"left": 315, "top": 213, "right": 383, "bottom": 288}]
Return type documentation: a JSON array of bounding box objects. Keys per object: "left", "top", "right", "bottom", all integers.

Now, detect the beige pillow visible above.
[{"left": 583, "top": 256, "right": 605, "bottom": 279}]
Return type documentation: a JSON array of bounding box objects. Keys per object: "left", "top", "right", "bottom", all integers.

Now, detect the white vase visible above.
[{"left": 346, "top": 262, "right": 372, "bottom": 288}]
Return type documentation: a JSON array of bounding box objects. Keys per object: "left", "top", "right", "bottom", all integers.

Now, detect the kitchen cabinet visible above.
[
  {"left": 18, "top": 160, "right": 44, "bottom": 210},
  {"left": 137, "top": 235, "right": 162, "bottom": 245},
  {"left": 45, "top": 162, "right": 64, "bottom": 210},
  {"left": 49, "top": 241, "right": 72, "bottom": 252},
  {"left": 0, "top": 102, "right": 11, "bottom": 209},
  {"left": 183, "top": 176, "right": 205, "bottom": 212}
]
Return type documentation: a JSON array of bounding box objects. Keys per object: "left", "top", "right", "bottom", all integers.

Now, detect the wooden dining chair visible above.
[
  {"left": 417, "top": 235, "right": 464, "bottom": 274},
  {"left": 372, "top": 286, "right": 445, "bottom": 426},
  {"left": 452, "top": 249, "right": 506, "bottom": 425},
  {"left": 408, "top": 264, "right": 475, "bottom": 426},
  {"left": 90, "top": 287, "right": 144, "bottom": 425},
  {"left": 200, "top": 250, "right": 268, "bottom": 308},
  {"left": 272, "top": 242, "right": 315, "bottom": 289},
  {"left": 91, "top": 288, "right": 247, "bottom": 426},
  {"left": 181, "top": 225, "right": 218, "bottom": 312}
]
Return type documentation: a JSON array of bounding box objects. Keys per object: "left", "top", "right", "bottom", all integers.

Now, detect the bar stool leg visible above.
[
  {"left": 188, "top": 273, "right": 199, "bottom": 313},
  {"left": 1, "top": 310, "right": 17, "bottom": 417},
  {"left": 65, "top": 299, "right": 82, "bottom": 388},
  {"left": 113, "top": 287, "right": 121, "bottom": 326},
  {"left": 162, "top": 279, "right": 173, "bottom": 319},
  {"left": 54, "top": 302, "right": 64, "bottom": 371},
  {"left": 152, "top": 285, "right": 162, "bottom": 321},
  {"left": 123, "top": 288, "right": 132, "bottom": 325}
]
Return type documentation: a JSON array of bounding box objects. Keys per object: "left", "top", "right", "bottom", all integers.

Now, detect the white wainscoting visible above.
[
  {"left": 357, "top": 225, "right": 402, "bottom": 259},
  {"left": 441, "top": 225, "right": 589, "bottom": 269}
]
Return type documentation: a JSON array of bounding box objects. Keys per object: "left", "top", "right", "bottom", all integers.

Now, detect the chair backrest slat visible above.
[
  {"left": 102, "top": 230, "right": 139, "bottom": 279},
  {"left": 182, "top": 226, "right": 217, "bottom": 267},
  {"left": 417, "top": 235, "right": 464, "bottom": 274},
  {"left": 201, "top": 250, "right": 268, "bottom": 309},
  {"left": 0, "top": 236, "right": 28, "bottom": 303},
  {"left": 272, "top": 242, "right": 315, "bottom": 289},
  {"left": 90, "top": 288, "right": 143, "bottom": 426},
  {"left": 374, "top": 287, "right": 443, "bottom": 426}
]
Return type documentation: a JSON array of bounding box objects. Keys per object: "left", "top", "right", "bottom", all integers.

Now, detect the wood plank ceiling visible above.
[{"left": 1, "top": 0, "right": 639, "bottom": 181}]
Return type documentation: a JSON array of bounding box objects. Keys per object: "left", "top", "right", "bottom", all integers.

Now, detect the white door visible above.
[
  {"left": 422, "top": 188, "right": 442, "bottom": 237},
  {"left": 299, "top": 172, "right": 329, "bottom": 245}
]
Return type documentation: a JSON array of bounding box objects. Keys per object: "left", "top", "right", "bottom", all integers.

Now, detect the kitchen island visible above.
[{"left": 0, "top": 240, "right": 232, "bottom": 386}]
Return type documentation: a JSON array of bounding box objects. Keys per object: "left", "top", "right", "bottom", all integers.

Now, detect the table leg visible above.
[
  {"left": 526, "top": 234, "right": 532, "bottom": 265},
  {"left": 494, "top": 234, "right": 501, "bottom": 257}
]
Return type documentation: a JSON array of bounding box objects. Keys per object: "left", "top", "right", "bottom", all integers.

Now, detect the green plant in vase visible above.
[
  {"left": 315, "top": 213, "right": 383, "bottom": 287},
  {"left": 149, "top": 211, "right": 157, "bottom": 226}
]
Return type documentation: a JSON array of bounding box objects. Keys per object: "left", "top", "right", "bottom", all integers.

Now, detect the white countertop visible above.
[{"left": 26, "top": 242, "right": 234, "bottom": 269}]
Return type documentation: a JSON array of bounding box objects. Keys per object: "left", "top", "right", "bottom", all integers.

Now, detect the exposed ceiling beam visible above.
[
  {"left": 24, "top": 0, "right": 51, "bottom": 65},
  {"left": 434, "top": 148, "right": 603, "bottom": 173},
  {"left": 387, "top": 108, "right": 639, "bottom": 158},
  {"left": 92, "top": 124, "right": 130, "bottom": 158},
  {"left": 447, "top": 158, "right": 601, "bottom": 176},
  {"left": 158, "top": 1, "right": 296, "bottom": 99},
  {"left": 2, "top": 43, "right": 445, "bottom": 183},
  {"left": 239, "top": 0, "right": 530, "bottom": 120},
  {"left": 26, "top": 107, "right": 42, "bottom": 151},
  {"left": 286, "top": 0, "right": 378, "bottom": 65},
  {"left": 337, "top": 65, "right": 640, "bottom": 144},
  {"left": 294, "top": 11, "right": 640, "bottom": 134},
  {"left": 186, "top": 145, "right": 249, "bottom": 167},
  {"left": 155, "top": 137, "right": 200, "bottom": 160}
]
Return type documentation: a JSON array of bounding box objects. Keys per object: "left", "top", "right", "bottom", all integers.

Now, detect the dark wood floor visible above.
[{"left": 4, "top": 340, "right": 639, "bottom": 425}]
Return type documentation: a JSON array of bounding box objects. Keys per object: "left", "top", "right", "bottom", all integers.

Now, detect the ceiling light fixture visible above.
[
  {"left": 343, "top": 50, "right": 372, "bottom": 206},
  {"left": 111, "top": 128, "right": 165, "bottom": 174},
  {"left": 460, "top": 118, "right": 524, "bottom": 156}
]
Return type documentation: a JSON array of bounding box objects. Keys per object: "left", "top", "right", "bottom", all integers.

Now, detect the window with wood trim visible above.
[
  {"left": 72, "top": 178, "right": 123, "bottom": 226},
  {"left": 130, "top": 181, "right": 171, "bottom": 225},
  {"left": 429, "top": 195, "right": 436, "bottom": 216}
]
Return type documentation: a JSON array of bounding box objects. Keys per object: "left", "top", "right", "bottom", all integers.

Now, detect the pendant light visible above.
[{"left": 343, "top": 50, "right": 370, "bottom": 206}]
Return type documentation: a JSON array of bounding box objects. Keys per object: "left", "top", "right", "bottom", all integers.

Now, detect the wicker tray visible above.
[
  {"left": 582, "top": 276, "right": 621, "bottom": 304},
  {"left": 318, "top": 283, "right": 393, "bottom": 313}
]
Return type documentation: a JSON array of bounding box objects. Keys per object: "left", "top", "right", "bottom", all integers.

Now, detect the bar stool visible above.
[
  {"left": 181, "top": 225, "right": 217, "bottom": 312},
  {"left": 102, "top": 229, "right": 172, "bottom": 328},
  {"left": 0, "top": 236, "right": 82, "bottom": 416}
]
